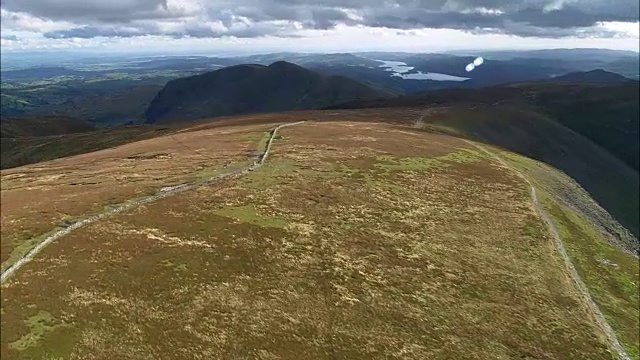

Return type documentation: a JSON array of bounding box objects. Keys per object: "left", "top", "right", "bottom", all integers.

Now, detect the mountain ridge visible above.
[{"left": 144, "top": 61, "right": 394, "bottom": 124}]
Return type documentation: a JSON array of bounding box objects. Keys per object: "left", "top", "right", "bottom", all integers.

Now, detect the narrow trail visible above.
[
  {"left": 0, "top": 121, "right": 307, "bottom": 284},
  {"left": 465, "top": 140, "right": 631, "bottom": 360}
]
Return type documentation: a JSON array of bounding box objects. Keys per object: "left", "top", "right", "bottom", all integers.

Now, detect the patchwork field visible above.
[{"left": 3, "top": 118, "right": 634, "bottom": 359}]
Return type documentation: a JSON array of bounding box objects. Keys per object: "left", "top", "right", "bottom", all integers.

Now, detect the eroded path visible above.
[{"left": 0, "top": 121, "right": 306, "bottom": 283}]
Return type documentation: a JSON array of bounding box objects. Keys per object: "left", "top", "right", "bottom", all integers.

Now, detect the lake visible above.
[{"left": 377, "top": 60, "right": 470, "bottom": 82}]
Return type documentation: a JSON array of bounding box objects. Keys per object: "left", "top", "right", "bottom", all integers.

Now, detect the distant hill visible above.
[
  {"left": 144, "top": 61, "right": 394, "bottom": 124},
  {"left": 552, "top": 69, "right": 632, "bottom": 84}
]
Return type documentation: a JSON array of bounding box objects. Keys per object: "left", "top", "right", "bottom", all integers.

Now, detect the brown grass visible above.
[
  {"left": 0, "top": 120, "right": 616, "bottom": 359},
  {"left": 0, "top": 121, "right": 282, "bottom": 272}
]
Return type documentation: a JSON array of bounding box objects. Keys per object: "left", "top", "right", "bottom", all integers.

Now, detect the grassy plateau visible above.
[{"left": 2, "top": 115, "right": 635, "bottom": 359}]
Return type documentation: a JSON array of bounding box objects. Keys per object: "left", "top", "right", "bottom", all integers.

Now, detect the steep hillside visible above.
[
  {"left": 1, "top": 118, "right": 636, "bottom": 359},
  {"left": 524, "top": 82, "right": 639, "bottom": 170},
  {"left": 144, "top": 61, "right": 393, "bottom": 123}
]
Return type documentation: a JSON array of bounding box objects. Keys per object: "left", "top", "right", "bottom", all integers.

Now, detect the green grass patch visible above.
[
  {"left": 214, "top": 205, "right": 289, "bottom": 229},
  {"left": 502, "top": 150, "right": 638, "bottom": 252},
  {"left": 375, "top": 155, "right": 448, "bottom": 172},
  {"left": 9, "top": 311, "right": 69, "bottom": 351},
  {"left": 257, "top": 131, "right": 274, "bottom": 152},
  {"left": 162, "top": 259, "right": 189, "bottom": 273},
  {"left": 1, "top": 232, "right": 54, "bottom": 275},
  {"left": 241, "top": 158, "right": 299, "bottom": 188},
  {"left": 374, "top": 148, "right": 484, "bottom": 172},
  {"left": 438, "top": 148, "right": 485, "bottom": 164}
]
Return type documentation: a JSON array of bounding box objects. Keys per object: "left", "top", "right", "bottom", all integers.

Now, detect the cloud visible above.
[
  {"left": 0, "top": 0, "right": 177, "bottom": 23},
  {"left": 0, "top": 8, "right": 76, "bottom": 32},
  {"left": 1, "top": 0, "right": 639, "bottom": 41}
]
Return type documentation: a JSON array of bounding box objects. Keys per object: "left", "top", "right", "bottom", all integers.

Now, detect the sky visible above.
[{"left": 1, "top": 0, "right": 639, "bottom": 54}]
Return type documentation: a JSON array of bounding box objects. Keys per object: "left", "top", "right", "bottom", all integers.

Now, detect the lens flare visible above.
[{"left": 465, "top": 56, "right": 484, "bottom": 72}]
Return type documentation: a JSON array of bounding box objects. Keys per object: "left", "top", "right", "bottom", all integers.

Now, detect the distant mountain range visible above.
[{"left": 144, "top": 61, "right": 394, "bottom": 124}]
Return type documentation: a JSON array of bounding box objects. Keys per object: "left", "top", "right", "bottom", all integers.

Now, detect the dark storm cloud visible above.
[
  {"left": 2, "top": 0, "right": 639, "bottom": 39},
  {"left": 511, "top": 5, "right": 638, "bottom": 27},
  {"left": 43, "top": 21, "right": 298, "bottom": 39},
  {"left": 0, "top": 0, "right": 176, "bottom": 23},
  {"left": 358, "top": 8, "right": 503, "bottom": 30},
  {"left": 44, "top": 26, "right": 146, "bottom": 39},
  {"left": 352, "top": 0, "right": 639, "bottom": 32}
]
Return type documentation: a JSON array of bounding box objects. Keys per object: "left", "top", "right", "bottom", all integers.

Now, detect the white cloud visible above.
[
  {"left": 0, "top": 8, "right": 75, "bottom": 33},
  {"left": 599, "top": 21, "right": 640, "bottom": 38},
  {"left": 1, "top": 24, "right": 638, "bottom": 53}
]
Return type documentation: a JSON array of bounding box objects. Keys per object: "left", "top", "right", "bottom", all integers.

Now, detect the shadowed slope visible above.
[{"left": 144, "top": 61, "right": 393, "bottom": 124}]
